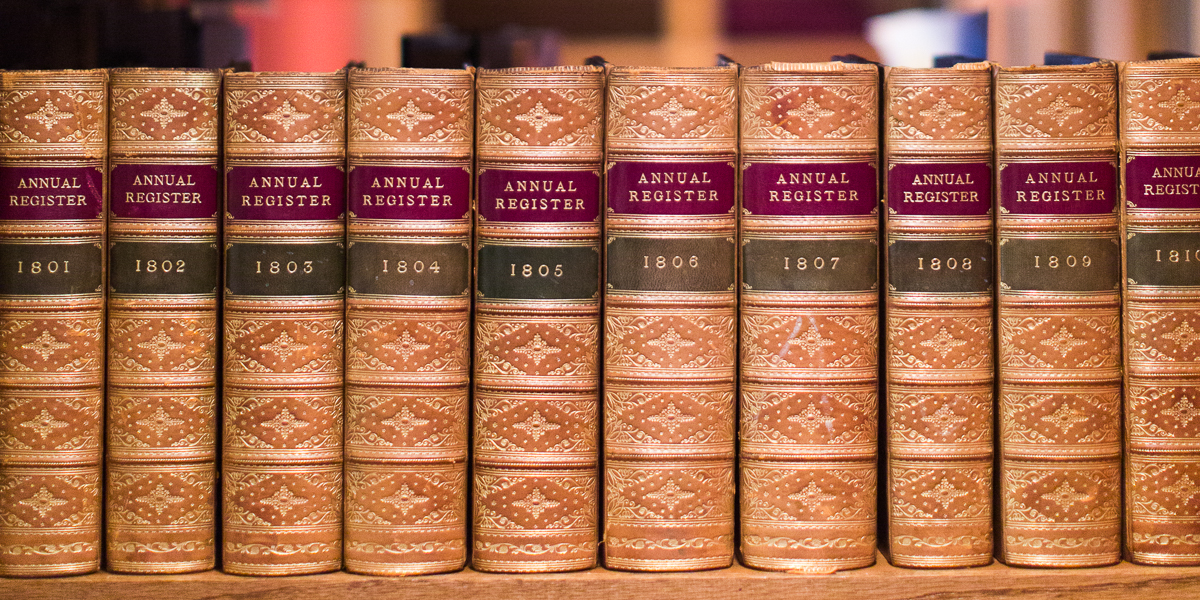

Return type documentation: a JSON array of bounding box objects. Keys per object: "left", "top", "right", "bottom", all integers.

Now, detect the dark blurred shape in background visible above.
[
  {"left": 725, "top": 0, "right": 877, "bottom": 35},
  {"left": 476, "top": 25, "right": 560, "bottom": 68},
  {"left": 443, "top": 0, "right": 660, "bottom": 36},
  {"left": 401, "top": 29, "right": 476, "bottom": 69},
  {"left": 0, "top": 0, "right": 246, "bottom": 70},
  {"left": 401, "top": 25, "right": 561, "bottom": 68},
  {"left": 0, "top": 1, "right": 1194, "bottom": 71},
  {"left": 0, "top": 0, "right": 102, "bottom": 69}
]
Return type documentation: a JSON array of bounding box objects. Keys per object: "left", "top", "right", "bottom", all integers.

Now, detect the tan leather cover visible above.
[
  {"left": 344, "top": 67, "right": 472, "bottom": 575},
  {"left": 604, "top": 66, "right": 737, "bottom": 571},
  {"left": 0, "top": 69, "right": 106, "bottom": 577},
  {"left": 1122, "top": 58, "right": 1200, "bottom": 565},
  {"left": 105, "top": 68, "right": 221, "bottom": 574},
  {"left": 472, "top": 66, "right": 602, "bottom": 573},
  {"left": 222, "top": 71, "right": 345, "bottom": 575},
  {"left": 995, "top": 62, "right": 1121, "bottom": 567},
  {"left": 883, "top": 63, "right": 994, "bottom": 568},
  {"left": 738, "top": 62, "right": 879, "bottom": 572}
]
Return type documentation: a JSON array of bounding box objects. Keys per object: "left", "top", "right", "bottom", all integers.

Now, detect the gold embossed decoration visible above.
[
  {"left": 473, "top": 66, "right": 603, "bottom": 573},
  {"left": 996, "top": 61, "right": 1120, "bottom": 568},
  {"left": 221, "top": 71, "right": 346, "bottom": 576},
  {"left": 105, "top": 68, "right": 222, "bottom": 574},
  {"left": 344, "top": 68, "right": 473, "bottom": 576},
  {"left": 1123, "top": 58, "right": 1200, "bottom": 565},
  {"left": 884, "top": 62, "right": 995, "bottom": 568},
  {"left": 0, "top": 69, "right": 107, "bottom": 577},
  {"left": 738, "top": 61, "right": 880, "bottom": 572},
  {"left": 605, "top": 65, "right": 738, "bottom": 572}
]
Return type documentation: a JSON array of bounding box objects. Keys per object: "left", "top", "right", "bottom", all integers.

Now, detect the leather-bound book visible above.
[
  {"left": 1122, "top": 58, "right": 1200, "bottom": 565},
  {"left": 0, "top": 70, "right": 107, "bottom": 577},
  {"left": 473, "top": 66, "right": 603, "bottom": 573},
  {"left": 222, "top": 71, "right": 346, "bottom": 575},
  {"left": 739, "top": 61, "right": 880, "bottom": 572},
  {"left": 344, "top": 67, "right": 472, "bottom": 576},
  {"left": 604, "top": 65, "right": 737, "bottom": 572},
  {"left": 105, "top": 68, "right": 221, "bottom": 574},
  {"left": 995, "top": 60, "right": 1121, "bottom": 567},
  {"left": 883, "top": 62, "right": 994, "bottom": 568}
]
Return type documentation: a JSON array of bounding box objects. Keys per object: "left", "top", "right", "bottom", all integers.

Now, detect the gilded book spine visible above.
[
  {"left": 105, "top": 68, "right": 221, "bottom": 574},
  {"left": 739, "top": 62, "right": 880, "bottom": 572},
  {"left": 473, "top": 66, "right": 603, "bottom": 573},
  {"left": 344, "top": 67, "right": 472, "bottom": 576},
  {"left": 995, "top": 62, "right": 1121, "bottom": 568},
  {"left": 603, "top": 66, "right": 737, "bottom": 572},
  {"left": 1122, "top": 59, "right": 1200, "bottom": 565},
  {"left": 222, "top": 71, "right": 346, "bottom": 575},
  {"left": 0, "top": 70, "right": 106, "bottom": 577},
  {"left": 883, "top": 63, "right": 994, "bottom": 568}
]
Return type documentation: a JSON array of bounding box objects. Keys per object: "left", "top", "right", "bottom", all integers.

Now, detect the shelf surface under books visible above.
[{"left": 7, "top": 553, "right": 1200, "bottom": 600}]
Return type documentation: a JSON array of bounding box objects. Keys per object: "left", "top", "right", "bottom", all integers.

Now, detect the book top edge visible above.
[
  {"left": 476, "top": 70, "right": 604, "bottom": 89},
  {"left": 109, "top": 67, "right": 224, "bottom": 76},
  {"left": 748, "top": 61, "right": 880, "bottom": 74},
  {"left": 349, "top": 68, "right": 474, "bottom": 87},
  {"left": 886, "top": 68, "right": 993, "bottom": 88},
  {"left": 350, "top": 67, "right": 473, "bottom": 75},
  {"left": 608, "top": 65, "right": 738, "bottom": 81},
  {"left": 476, "top": 65, "right": 604, "bottom": 75},
  {"left": 1, "top": 68, "right": 108, "bottom": 77},
  {"left": 998, "top": 62, "right": 1116, "bottom": 75},
  {"left": 887, "top": 62, "right": 994, "bottom": 75},
  {"left": 1123, "top": 59, "right": 1200, "bottom": 77},
  {"left": 109, "top": 69, "right": 222, "bottom": 89},
  {"left": 224, "top": 70, "right": 347, "bottom": 89},
  {"left": 0, "top": 69, "right": 108, "bottom": 87}
]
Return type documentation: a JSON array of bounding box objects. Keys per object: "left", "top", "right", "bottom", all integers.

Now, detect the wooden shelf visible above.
[{"left": 8, "top": 553, "right": 1200, "bottom": 600}]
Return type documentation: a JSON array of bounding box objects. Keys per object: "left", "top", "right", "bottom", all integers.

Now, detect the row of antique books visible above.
[{"left": 0, "top": 54, "right": 1196, "bottom": 578}]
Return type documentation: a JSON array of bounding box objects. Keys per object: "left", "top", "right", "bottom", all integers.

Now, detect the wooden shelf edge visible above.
[{"left": 6, "top": 553, "right": 1200, "bottom": 600}]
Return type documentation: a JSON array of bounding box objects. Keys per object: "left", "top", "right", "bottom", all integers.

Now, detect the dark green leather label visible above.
[
  {"left": 477, "top": 243, "right": 599, "bottom": 300},
  {"left": 743, "top": 237, "right": 877, "bottom": 292},
  {"left": 110, "top": 241, "right": 218, "bottom": 295},
  {"left": 607, "top": 235, "right": 735, "bottom": 292},
  {"left": 349, "top": 240, "right": 469, "bottom": 296},
  {"left": 1126, "top": 231, "right": 1200, "bottom": 287},
  {"left": 0, "top": 242, "right": 102, "bottom": 296},
  {"left": 1000, "top": 235, "right": 1119, "bottom": 292},
  {"left": 225, "top": 242, "right": 345, "bottom": 296},
  {"left": 888, "top": 238, "right": 992, "bottom": 293}
]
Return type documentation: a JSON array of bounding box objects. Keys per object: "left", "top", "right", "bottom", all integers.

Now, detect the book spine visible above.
[
  {"left": 221, "top": 71, "right": 346, "bottom": 575},
  {"left": 884, "top": 64, "right": 994, "bottom": 568},
  {"left": 0, "top": 70, "right": 107, "bottom": 577},
  {"left": 343, "top": 67, "right": 473, "bottom": 576},
  {"left": 995, "top": 63, "right": 1121, "bottom": 568},
  {"left": 603, "top": 66, "right": 738, "bottom": 572},
  {"left": 104, "top": 68, "right": 221, "bottom": 574},
  {"left": 472, "top": 66, "right": 603, "bottom": 573},
  {"left": 738, "top": 62, "right": 880, "bottom": 572},
  {"left": 1121, "top": 59, "right": 1200, "bottom": 566}
]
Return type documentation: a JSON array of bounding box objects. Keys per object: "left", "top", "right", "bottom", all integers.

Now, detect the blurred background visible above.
[{"left": 0, "top": 0, "right": 1194, "bottom": 71}]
